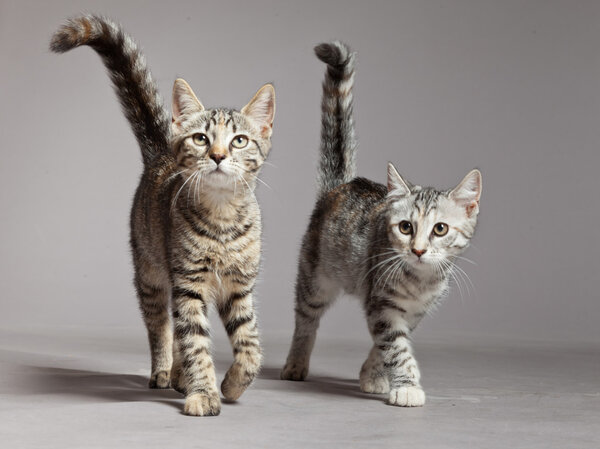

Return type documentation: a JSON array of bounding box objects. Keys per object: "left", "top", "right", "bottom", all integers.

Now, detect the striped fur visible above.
[
  {"left": 281, "top": 42, "right": 482, "bottom": 408},
  {"left": 51, "top": 16, "right": 275, "bottom": 416},
  {"left": 314, "top": 41, "right": 357, "bottom": 196},
  {"left": 50, "top": 15, "right": 170, "bottom": 165}
]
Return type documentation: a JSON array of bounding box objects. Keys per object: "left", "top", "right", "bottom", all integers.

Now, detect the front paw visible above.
[
  {"left": 148, "top": 370, "right": 170, "bottom": 389},
  {"left": 183, "top": 392, "right": 221, "bottom": 416},
  {"left": 221, "top": 363, "right": 256, "bottom": 402},
  {"left": 388, "top": 386, "right": 425, "bottom": 407},
  {"left": 281, "top": 361, "right": 308, "bottom": 381}
]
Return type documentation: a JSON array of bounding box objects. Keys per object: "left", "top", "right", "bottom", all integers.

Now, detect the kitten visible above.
[
  {"left": 51, "top": 15, "right": 275, "bottom": 416},
  {"left": 281, "top": 42, "right": 481, "bottom": 407}
]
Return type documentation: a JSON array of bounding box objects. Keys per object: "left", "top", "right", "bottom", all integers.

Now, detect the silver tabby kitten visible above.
[
  {"left": 51, "top": 15, "right": 275, "bottom": 416},
  {"left": 281, "top": 42, "right": 482, "bottom": 407}
]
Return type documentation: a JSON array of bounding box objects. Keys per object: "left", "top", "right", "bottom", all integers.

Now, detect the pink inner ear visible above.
[
  {"left": 260, "top": 125, "right": 272, "bottom": 138},
  {"left": 466, "top": 201, "right": 478, "bottom": 217}
]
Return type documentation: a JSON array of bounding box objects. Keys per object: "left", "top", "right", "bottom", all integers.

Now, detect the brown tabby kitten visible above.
[{"left": 50, "top": 15, "right": 275, "bottom": 416}]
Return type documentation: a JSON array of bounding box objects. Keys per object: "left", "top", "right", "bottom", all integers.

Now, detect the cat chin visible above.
[
  {"left": 408, "top": 257, "right": 437, "bottom": 272},
  {"left": 206, "top": 169, "right": 236, "bottom": 189}
]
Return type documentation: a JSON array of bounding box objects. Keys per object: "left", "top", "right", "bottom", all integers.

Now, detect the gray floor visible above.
[{"left": 0, "top": 327, "right": 598, "bottom": 449}]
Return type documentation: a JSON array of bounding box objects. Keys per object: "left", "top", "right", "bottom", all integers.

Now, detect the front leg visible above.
[
  {"left": 218, "top": 287, "right": 262, "bottom": 401},
  {"left": 368, "top": 306, "right": 425, "bottom": 407},
  {"left": 172, "top": 282, "right": 220, "bottom": 416}
]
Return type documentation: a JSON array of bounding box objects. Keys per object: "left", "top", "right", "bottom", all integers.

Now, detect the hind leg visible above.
[
  {"left": 281, "top": 270, "right": 339, "bottom": 381},
  {"left": 359, "top": 345, "right": 389, "bottom": 394},
  {"left": 134, "top": 261, "right": 172, "bottom": 389}
]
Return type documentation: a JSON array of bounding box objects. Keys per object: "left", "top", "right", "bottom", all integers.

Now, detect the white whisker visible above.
[{"left": 170, "top": 171, "right": 197, "bottom": 213}]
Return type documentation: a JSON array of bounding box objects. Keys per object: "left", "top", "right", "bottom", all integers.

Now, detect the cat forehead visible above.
[
  {"left": 388, "top": 187, "right": 453, "bottom": 219},
  {"left": 179, "top": 108, "right": 251, "bottom": 133}
]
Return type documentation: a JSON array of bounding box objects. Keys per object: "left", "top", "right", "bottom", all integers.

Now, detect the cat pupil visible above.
[{"left": 399, "top": 221, "right": 412, "bottom": 234}]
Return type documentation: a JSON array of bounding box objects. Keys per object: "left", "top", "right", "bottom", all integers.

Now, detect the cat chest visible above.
[
  {"left": 378, "top": 283, "right": 444, "bottom": 317},
  {"left": 172, "top": 217, "right": 261, "bottom": 272}
]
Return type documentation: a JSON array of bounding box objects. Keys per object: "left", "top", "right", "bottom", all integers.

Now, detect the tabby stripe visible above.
[
  {"left": 372, "top": 320, "right": 390, "bottom": 335},
  {"left": 172, "top": 266, "right": 210, "bottom": 276},
  {"left": 181, "top": 211, "right": 222, "bottom": 241},
  {"left": 224, "top": 314, "right": 253, "bottom": 336},
  {"left": 218, "top": 289, "right": 253, "bottom": 315},
  {"left": 301, "top": 298, "right": 327, "bottom": 310},
  {"left": 185, "top": 207, "right": 253, "bottom": 242},
  {"left": 382, "top": 330, "right": 408, "bottom": 343},
  {"left": 252, "top": 140, "right": 266, "bottom": 159},
  {"left": 174, "top": 321, "right": 208, "bottom": 338},
  {"left": 368, "top": 298, "right": 407, "bottom": 314},
  {"left": 173, "top": 286, "right": 203, "bottom": 301}
]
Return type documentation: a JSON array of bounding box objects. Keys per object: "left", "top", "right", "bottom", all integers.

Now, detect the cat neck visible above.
[
  {"left": 401, "top": 261, "right": 449, "bottom": 285},
  {"left": 192, "top": 185, "right": 255, "bottom": 220}
]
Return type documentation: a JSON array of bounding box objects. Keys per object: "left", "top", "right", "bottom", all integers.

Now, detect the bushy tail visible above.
[
  {"left": 50, "top": 15, "right": 170, "bottom": 166},
  {"left": 314, "top": 41, "right": 357, "bottom": 196}
]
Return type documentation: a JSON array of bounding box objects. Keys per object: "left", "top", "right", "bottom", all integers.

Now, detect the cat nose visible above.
[
  {"left": 210, "top": 153, "right": 227, "bottom": 165},
  {"left": 412, "top": 249, "right": 427, "bottom": 257}
]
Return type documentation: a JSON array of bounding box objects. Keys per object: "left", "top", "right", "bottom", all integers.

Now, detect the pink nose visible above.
[
  {"left": 210, "top": 153, "right": 227, "bottom": 165},
  {"left": 412, "top": 249, "right": 427, "bottom": 257}
]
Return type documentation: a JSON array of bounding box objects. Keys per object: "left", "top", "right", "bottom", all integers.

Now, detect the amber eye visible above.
[
  {"left": 399, "top": 221, "right": 413, "bottom": 235},
  {"left": 231, "top": 135, "right": 249, "bottom": 149},
  {"left": 432, "top": 222, "right": 449, "bottom": 236},
  {"left": 192, "top": 133, "right": 209, "bottom": 146}
]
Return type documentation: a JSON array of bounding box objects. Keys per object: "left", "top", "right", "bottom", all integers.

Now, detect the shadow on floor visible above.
[
  {"left": 259, "top": 366, "right": 384, "bottom": 402},
  {"left": 12, "top": 365, "right": 182, "bottom": 411},
  {"left": 6, "top": 355, "right": 382, "bottom": 408}
]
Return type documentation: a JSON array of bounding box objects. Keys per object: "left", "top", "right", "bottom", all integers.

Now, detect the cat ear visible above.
[
  {"left": 450, "top": 169, "right": 482, "bottom": 216},
  {"left": 241, "top": 84, "right": 275, "bottom": 138},
  {"left": 387, "top": 163, "right": 411, "bottom": 197},
  {"left": 172, "top": 78, "right": 204, "bottom": 123}
]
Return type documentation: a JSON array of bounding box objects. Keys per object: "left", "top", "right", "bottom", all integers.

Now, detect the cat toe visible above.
[
  {"left": 388, "top": 386, "right": 425, "bottom": 407},
  {"left": 148, "top": 370, "right": 170, "bottom": 389},
  {"left": 280, "top": 363, "right": 308, "bottom": 381},
  {"left": 183, "top": 392, "right": 221, "bottom": 417}
]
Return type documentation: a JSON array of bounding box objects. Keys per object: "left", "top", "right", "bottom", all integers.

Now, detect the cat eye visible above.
[
  {"left": 231, "top": 135, "right": 249, "bottom": 149},
  {"left": 399, "top": 221, "right": 413, "bottom": 235},
  {"left": 192, "top": 133, "right": 209, "bottom": 146},
  {"left": 432, "top": 222, "right": 449, "bottom": 236}
]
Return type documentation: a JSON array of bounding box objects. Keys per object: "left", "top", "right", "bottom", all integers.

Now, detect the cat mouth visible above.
[{"left": 210, "top": 167, "right": 230, "bottom": 176}]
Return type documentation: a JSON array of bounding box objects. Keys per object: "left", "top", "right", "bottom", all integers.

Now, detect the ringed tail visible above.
[
  {"left": 50, "top": 14, "right": 170, "bottom": 166},
  {"left": 314, "top": 41, "right": 357, "bottom": 196}
]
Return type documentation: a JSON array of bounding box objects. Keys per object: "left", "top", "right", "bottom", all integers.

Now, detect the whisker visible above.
[
  {"left": 166, "top": 168, "right": 189, "bottom": 183},
  {"left": 451, "top": 255, "right": 477, "bottom": 266},
  {"left": 361, "top": 252, "right": 404, "bottom": 287},
  {"left": 170, "top": 172, "right": 197, "bottom": 213},
  {"left": 235, "top": 164, "right": 272, "bottom": 190}
]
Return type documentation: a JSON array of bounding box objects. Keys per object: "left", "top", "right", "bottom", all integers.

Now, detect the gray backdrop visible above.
[{"left": 1, "top": 0, "right": 599, "bottom": 345}]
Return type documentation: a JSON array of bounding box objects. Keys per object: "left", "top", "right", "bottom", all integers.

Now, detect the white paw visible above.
[
  {"left": 360, "top": 375, "right": 390, "bottom": 394},
  {"left": 388, "top": 386, "right": 425, "bottom": 407}
]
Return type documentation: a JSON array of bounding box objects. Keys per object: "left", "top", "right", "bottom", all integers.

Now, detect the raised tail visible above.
[
  {"left": 314, "top": 41, "right": 357, "bottom": 196},
  {"left": 50, "top": 15, "right": 170, "bottom": 166}
]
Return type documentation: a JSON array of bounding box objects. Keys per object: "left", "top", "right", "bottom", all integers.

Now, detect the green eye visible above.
[
  {"left": 432, "top": 222, "right": 449, "bottom": 236},
  {"left": 231, "top": 135, "right": 249, "bottom": 149},
  {"left": 192, "top": 133, "right": 209, "bottom": 146},
  {"left": 399, "top": 221, "right": 413, "bottom": 235}
]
